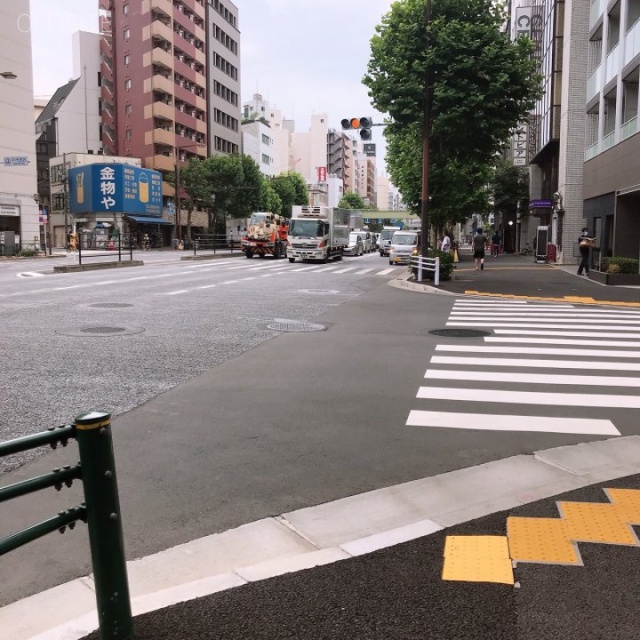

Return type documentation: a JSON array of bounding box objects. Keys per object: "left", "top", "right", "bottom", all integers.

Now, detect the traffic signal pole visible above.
[{"left": 420, "top": 0, "right": 432, "bottom": 257}]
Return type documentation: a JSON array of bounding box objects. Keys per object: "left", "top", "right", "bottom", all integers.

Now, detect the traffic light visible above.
[{"left": 341, "top": 117, "right": 373, "bottom": 140}]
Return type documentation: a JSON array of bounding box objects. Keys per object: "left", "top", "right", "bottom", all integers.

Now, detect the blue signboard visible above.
[{"left": 68, "top": 164, "right": 163, "bottom": 215}]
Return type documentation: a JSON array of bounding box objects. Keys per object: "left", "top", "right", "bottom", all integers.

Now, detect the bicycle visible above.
[{"left": 520, "top": 244, "right": 533, "bottom": 256}]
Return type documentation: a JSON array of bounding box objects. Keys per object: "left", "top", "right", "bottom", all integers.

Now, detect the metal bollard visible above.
[{"left": 75, "top": 411, "right": 133, "bottom": 640}]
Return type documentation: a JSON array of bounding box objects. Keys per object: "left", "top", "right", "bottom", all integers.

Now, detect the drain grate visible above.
[
  {"left": 80, "top": 326, "right": 127, "bottom": 334},
  {"left": 89, "top": 303, "right": 134, "bottom": 308},
  {"left": 429, "top": 328, "right": 491, "bottom": 338},
  {"left": 267, "top": 321, "right": 327, "bottom": 332}
]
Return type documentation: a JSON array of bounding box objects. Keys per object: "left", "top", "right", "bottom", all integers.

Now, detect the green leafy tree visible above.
[
  {"left": 261, "top": 178, "right": 283, "bottom": 214},
  {"left": 363, "top": 0, "right": 541, "bottom": 225},
  {"left": 490, "top": 158, "right": 529, "bottom": 220},
  {"left": 172, "top": 158, "right": 212, "bottom": 241},
  {"left": 338, "top": 192, "right": 367, "bottom": 209},
  {"left": 271, "top": 171, "right": 308, "bottom": 217}
]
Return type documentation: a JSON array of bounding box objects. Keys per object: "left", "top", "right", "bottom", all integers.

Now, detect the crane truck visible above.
[
  {"left": 287, "top": 206, "right": 350, "bottom": 263},
  {"left": 241, "top": 211, "right": 289, "bottom": 259}
]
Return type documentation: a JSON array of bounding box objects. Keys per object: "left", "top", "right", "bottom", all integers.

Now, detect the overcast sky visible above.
[{"left": 28, "top": 0, "right": 394, "bottom": 173}]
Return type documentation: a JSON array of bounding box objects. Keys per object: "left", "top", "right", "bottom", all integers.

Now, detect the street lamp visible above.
[{"left": 1, "top": 71, "right": 17, "bottom": 79}]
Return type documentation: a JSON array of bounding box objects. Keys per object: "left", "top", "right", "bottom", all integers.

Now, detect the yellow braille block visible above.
[
  {"left": 607, "top": 488, "right": 640, "bottom": 523},
  {"left": 442, "top": 536, "right": 514, "bottom": 585},
  {"left": 559, "top": 501, "right": 639, "bottom": 546},
  {"left": 507, "top": 517, "right": 580, "bottom": 565}
]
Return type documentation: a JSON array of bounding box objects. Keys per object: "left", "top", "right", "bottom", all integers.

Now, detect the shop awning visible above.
[{"left": 124, "top": 215, "right": 172, "bottom": 226}]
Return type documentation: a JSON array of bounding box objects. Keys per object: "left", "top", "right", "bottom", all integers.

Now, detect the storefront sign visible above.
[
  {"left": 3, "top": 156, "right": 29, "bottom": 166},
  {"left": 530, "top": 199, "right": 553, "bottom": 208},
  {"left": 0, "top": 204, "right": 20, "bottom": 216},
  {"left": 317, "top": 166, "right": 327, "bottom": 182}
]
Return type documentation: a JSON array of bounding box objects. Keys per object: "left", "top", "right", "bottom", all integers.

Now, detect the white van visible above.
[
  {"left": 389, "top": 230, "right": 420, "bottom": 265},
  {"left": 378, "top": 226, "right": 401, "bottom": 257}
]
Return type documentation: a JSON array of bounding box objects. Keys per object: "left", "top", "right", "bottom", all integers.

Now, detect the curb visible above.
[
  {"left": 3, "top": 435, "right": 639, "bottom": 640},
  {"left": 388, "top": 272, "right": 458, "bottom": 296}
]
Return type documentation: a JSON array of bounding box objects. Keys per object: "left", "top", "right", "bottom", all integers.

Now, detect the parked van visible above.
[{"left": 389, "top": 230, "right": 420, "bottom": 265}]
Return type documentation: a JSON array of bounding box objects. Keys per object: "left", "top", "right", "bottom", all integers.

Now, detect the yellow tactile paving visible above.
[
  {"left": 606, "top": 488, "right": 640, "bottom": 523},
  {"left": 442, "top": 487, "right": 640, "bottom": 583},
  {"left": 559, "top": 501, "right": 640, "bottom": 546},
  {"left": 506, "top": 517, "right": 580, "bottom": 565},
  {"left": 442, "top": 535, "right": 514, "bottom": 585}
]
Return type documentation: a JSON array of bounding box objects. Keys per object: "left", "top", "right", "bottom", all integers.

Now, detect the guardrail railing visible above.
[
  {"left": 410, "top": 254, "right": 440, "bottom": 285},
  {"left": 0, "top": 411, "right": 132, "bottom": 640}
]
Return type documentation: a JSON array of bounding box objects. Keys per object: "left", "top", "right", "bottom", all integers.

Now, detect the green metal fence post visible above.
[{"left": 75, "top": 411, "right": 133, "bottom": 640}]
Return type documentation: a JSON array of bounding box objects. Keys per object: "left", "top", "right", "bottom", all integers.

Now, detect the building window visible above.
[
  {"left": 123, "top": 28, "right": 130, "bottom": 40},
  {"left": 124, "top": 79, "right": 131, "bottom": 90},
  {"left": 123, "top": 3, "right": 129, "bottom": 14},
  {"left": 124, "top": 54, "right": 130, "bottom": 66},
  {"left": 126, "top": 129, "right": 132, "bottom": 141},
  {"left": 125, "top": 104, "right": 132, "bottom": 115}
]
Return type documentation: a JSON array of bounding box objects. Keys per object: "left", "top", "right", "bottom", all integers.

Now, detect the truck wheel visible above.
[
  {"left": 274, "top": 243, "right": 281, "bottom": 259},
  {"left": 245, "top": 250, "right": 253, "bottom": 259},
  {"left": 323, "top": 252, "right": 329, "bottom": 264},
  {"left": 288, "top": 257, "right": 295, "bottom": 263}
]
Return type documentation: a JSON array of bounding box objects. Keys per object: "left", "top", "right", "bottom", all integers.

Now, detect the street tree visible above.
[
  {"left": 172, "top": 158, "right": 213, "bottom": 241},
  {"left": 363, "top": 0, "right": 541, "bottom": 223},
  {"left": 338, "top": 192, "right": 368, "bottom": 210},
  {"left": 490, "top": 158, "right": 529, "bottom": 220},
  {"left": 261, "top": 179, "right": 283, "bottom": 214},
  {"left": 271, "top": 172, "right": 308, "bottom": 217}
]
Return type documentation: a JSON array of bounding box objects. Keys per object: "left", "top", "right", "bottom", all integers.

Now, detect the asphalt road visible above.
[{"left": 3, "top": 250, "right": 640, "bottom": 607}]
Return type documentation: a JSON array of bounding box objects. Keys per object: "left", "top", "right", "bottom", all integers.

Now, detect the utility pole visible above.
[
  {"left": 63, "top": 152, "right": 70, "bottom": 243},
  {"left": 174, "top": 159, "right": 181, "bottom": 242},
  {"left": 420, "top": 0, "right": 432, "bottom": 257}
]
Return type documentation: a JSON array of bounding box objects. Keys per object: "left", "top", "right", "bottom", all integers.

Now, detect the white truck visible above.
[
  {"left": 378, "top": 225, "right": 402, "bottom": 257},
  {"left": 288, "top": 206, "right": 350, "bottom": 263}
]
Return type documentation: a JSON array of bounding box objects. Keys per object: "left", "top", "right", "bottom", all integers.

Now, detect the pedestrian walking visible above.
[
  {"left": 577, "top": 227, "right": 595, "bottom": 275},
  {"left": 440, "top": 231, "right": 451, "bottom": 253},
  {"left": 491, "top": 230, "right": 500, "bottom": 257},
  {"left": 473, "top": 228, "right": 487, "bottom": 270}
]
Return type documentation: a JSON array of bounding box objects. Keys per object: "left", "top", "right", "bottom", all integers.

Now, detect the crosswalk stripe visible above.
[
  {"left": 377, "top": 268, "right": 397, "bottom": 275},
  {"left": 450, "top": 312, "right": 640, "bottom": 318},
  {"left": 436, "top": 344, "right": 640, "bottom": 358},
  {"left": 333, "top": 267, "right": 357, "bottom": 274},
  {"left": 406, "top": 410, "right": 619, "bottom": 436},
  {"left": 494, "top": 329, "right": 640, "bottom": 338},
  {"left": 355, "top": 268, "right": 375, "bottom": 274},
  {"left": 448, "top": 318, "right": 640, "bottom": 325},
  {"left": 484, "top": 337, "right": 640, "bottom": 347},
  {"left": 447, "top": 322, "right": 640, "bottom": 331},
  {"left": 417, "top": 386, "right": 640, "bottom": 408},
  {"left": 425, "top": 369, "right": 640, "bottom": 387},
  {"left": 431, "top": 355, "right": 640, "bottom": 371}
]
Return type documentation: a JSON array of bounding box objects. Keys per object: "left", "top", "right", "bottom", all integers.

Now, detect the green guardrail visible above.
[{"left": 0, "top": 411, "right": 133, "bottom": 640}]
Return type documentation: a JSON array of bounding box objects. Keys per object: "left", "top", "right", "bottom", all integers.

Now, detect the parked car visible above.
[
  {"left": 389, "top": 230, "right": 420, "bottom": 265},
  {"left": 378, "top": 226, "right": 401, "bottom": 257},
  {"left": 344, "top": 232, "right": 364, "bottom": 256}
]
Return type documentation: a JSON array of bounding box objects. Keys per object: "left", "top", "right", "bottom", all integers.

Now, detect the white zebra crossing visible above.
[{"left": 406, "top": 298, "right": 640, "bottom": 436}]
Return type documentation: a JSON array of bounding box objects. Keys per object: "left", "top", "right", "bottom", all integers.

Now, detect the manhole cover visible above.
[
  {"left": 56, "top": 325, "right": 145, "bottom": 338},
  {"left": 89, "top": 303, "right": 134, "bottom": 308},
  {"left": 80, "top": 326, "right": 127, "bottom": 334},
  {"left": 429, "top": 328, "right": 492, "bottom": 338},
  {"left": 267, "top": 321, "right": 327, "bottom": 332}
]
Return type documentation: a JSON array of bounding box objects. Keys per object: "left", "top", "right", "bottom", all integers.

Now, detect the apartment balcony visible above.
[
  {"left": 151, "top": 73, "right": 174, "bottom": 95},
  {"left": 625, "top": 18, "right": 640, "bottom": 66},
  {"left": 194, "top": 118, "right": 207, "bottom": 134},
  {"left": 145, "top": 127, "right": 175, "bottom": 147},
  {"left": 100, "top": 37, "right": 113, "bottom": 63},
  {"left": 590, "top": 0, "right": 603, "bottom": 30},
  {"left": 621, "top": 116, "right": 638, "bottom": 140},
  {"left": 100, "top": 59, "right": 113, "bottom": 80},
  {"left": 603, "top": 130, "right": 616, "bottom": 150},
  {"left": 147, "top": 154, "right": 175, "bottom": 172},
  {"left": 150, "top": 0, "right": 172, "bottom": 18},
  {"left": 173, "top": 10, "right": 206, "bottom": 44},
  {"left": 150, "top": 45, "right": 174, "bottom": 69},
  {"left": 153, "top": 100, "right": 175, "bottom": 121},
  {"left": 151, "top": 20, "right": 174, "bottom": 44},
  {"left": 586, "top": 65, "right": 601, "bottom": 102},
  {"left": 605, "top": 44, "right": 620, "bottom": 85}
]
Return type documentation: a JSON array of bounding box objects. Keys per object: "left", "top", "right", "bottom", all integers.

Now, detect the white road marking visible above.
[
  {"left": 53, "top": 285, "right": 83, "bottom": 290},
  {"left": 333, "top": 267, "right": 357, "bottom": 274},
  {"left": 431, "top": 355, "right": 640, "bottom": 371},
  {"left": 436, "top": 344, "right": 640, "bottom": 358},
  {"left": 198, "top": 284, "right": 217, "bottom": 289},
  {"left": 355, "top": 268, "right": 375, "bottom": 275},
  {"left": 17, "top": 272, "right": 45, "bottom": 278},
  {"left": 294, "top": 265, "right": 322, "bottom": 271},
  {"left": 417, "top": 386, "right": 640, "bottom": 408},
  {"left": 450, "top": 312, "right": 640, "bottom": 319},
  {"left": 425, "top": 369, "right": 640, "bottom": 387},
  {"left": 166, "top": 290, "right": 189, "bottom": 295},
  {"left": 494, "top": 329, "right": 640, "bottom": 338},
  {"left": 406, "top": 411, "right": 620, "bottom": 436},
  {"left": 485, "top": 337, "right": 640, "bottom": 347},
  {"left": 448, "top": 318, "right": 640, "bottom": 325},
  {"left": 377, "top": 268, "right": 397, "bottom": 275},
  {"left": 220, "top": 280, "right": 239, "bottom": 285},
  {"left": 313, "top": 266, "right": 340, "bottom": 272},
  {"left": 447, "top": 322, "right": 640, "bottom": 331}
]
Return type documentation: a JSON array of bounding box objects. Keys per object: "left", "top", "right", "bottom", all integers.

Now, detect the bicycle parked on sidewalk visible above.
[{"left": 520, "top": 243, "right": 532, "bottom": 256}]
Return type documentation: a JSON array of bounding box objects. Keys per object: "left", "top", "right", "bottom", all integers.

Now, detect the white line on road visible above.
[
  {"left": 431, "top": 355, "right": 640, "bottom": 371},
  {"left": 447, "top": 322, "right": 640, "bottom": 331},
  {"left": 333, "top": 267, "right": 357, "bottom": 274},
  {"left": 355, "top": 268, "right": 375, "bottom": 275},
  {"left": 417, "top": 386, "right": 640, "bottom": 408},
  {"left": 494, "top": 329, "right": 640, "bottom": 338},
  {"left": 166, "top": 290, "right": 189, "bottom": 296},
  {"left": 425, "top": 369, "right": 640, "bottom": 387},
  {"left": 448, "top": 318, "right": 640, "bottom": 325},
  {"left": 17, "top": 272, "right": 45, "bottom": 278},
  {"left": 313, "top": 266, "right": 340, "bottom": 272},
  {"left": 484, "top": 337, "right": 640, "bottom": 347},
  {"left": 376, "top": 268, "right": 397, "bottom": 275},
  {"left": 406, "top": 410, "right": 620, "bottom": 436},
  {"left": 450, "top": 312, "right": 640, "bottom": 319},
  {"left": 436, "top": 344, "right": 640, "bottom": 358},
  {"left": 198, "top": 284, "right": 217, "bottom": 289},
  {"left": 52, "top": 285, "right": 83, "bottom": 290}
]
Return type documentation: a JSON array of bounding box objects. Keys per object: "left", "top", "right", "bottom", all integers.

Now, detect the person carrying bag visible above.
[{"left": 577, "top": 227, "right": 595, "bottom": 275}]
